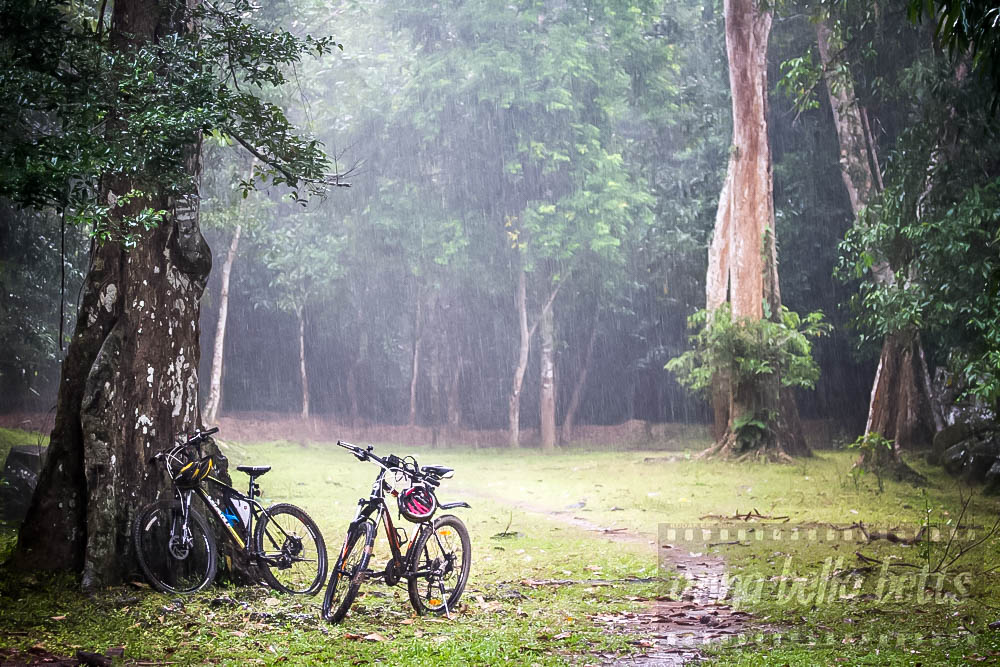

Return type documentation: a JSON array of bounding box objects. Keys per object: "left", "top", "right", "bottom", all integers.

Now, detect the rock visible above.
[
  {"left": 75, "top": 650, "right": 111, "bottom": 667},
  {"left": 934, "top": 423, "right": 973, "bottom": 452},
  {"left": 942, "top": 442, "right": 970, "bottom": 476},
  {"left": 0, "top": 446, "right": 47, "bottom": 521},
  {"left": 985, "top": 461, "right": 1000, "bottom": 496},
  {"left": 964, "top": 439, "right": 1000, "bottom": 483},
  {"left": 929, "top": 423, "right": 973, "bottom": 465}
]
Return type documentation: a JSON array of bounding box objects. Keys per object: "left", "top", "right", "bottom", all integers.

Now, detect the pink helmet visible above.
[{"left": 398, "top": 484, "right": 437, "bottom": 523}]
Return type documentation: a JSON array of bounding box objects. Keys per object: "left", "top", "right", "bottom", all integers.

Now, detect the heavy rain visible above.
[{"left": 2, "top": 0, "right": 1000, "bottom": 664}]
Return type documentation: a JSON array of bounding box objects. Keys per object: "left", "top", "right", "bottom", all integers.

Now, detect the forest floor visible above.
[{"left": 2, "top": 425, "right": 1000, "bottom": 664}]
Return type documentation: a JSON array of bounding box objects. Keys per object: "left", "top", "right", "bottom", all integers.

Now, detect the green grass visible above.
[
  {"left": 2, "top": 434, "right": 1000, "bottom": 664},
  {"left": 0, "top": 427, "right": 48, "bottom": 464}
]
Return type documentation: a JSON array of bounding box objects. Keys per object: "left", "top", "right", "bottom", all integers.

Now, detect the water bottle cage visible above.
[{"left": 251, "top": 483, "right": 261, "bottom": 497}]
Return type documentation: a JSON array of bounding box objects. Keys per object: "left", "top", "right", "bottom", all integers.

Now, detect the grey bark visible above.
[{"left": 11, "top": 0, "right": 228, "bottom": 588}]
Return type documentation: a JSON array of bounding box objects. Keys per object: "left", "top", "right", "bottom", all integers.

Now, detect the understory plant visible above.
[{"left": 666, "top": 304, "right": 830, "bottom": 451}]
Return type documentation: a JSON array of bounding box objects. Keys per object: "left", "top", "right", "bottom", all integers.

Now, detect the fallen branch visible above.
[
  {"left": 517, "top": 576, "right": 666, "bottom": 587},
  {"left": 699, "top": 508, "right": 790, "bottom": 522},
  {"left": 854, "top": 551, "right": 921, "bottom": 568}
]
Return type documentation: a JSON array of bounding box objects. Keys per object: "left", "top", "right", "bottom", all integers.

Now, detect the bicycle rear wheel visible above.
[
  {"left": 133, "top": 500, "right": 217, "bottom": 594},
  {"left": 321, "top": 521, "right": 374, "bottom": 623},
  {"left": 254, "top": 503, "right": 328, "bottom": 595},
  {"left": 407, "top": 514, "right": 471, "bottom": 615}
]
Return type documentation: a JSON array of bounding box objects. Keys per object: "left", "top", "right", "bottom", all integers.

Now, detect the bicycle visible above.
[
  {"left": 132, "top": 427, "right": 328, "bottom": 595},
  {"left": 321, "top": 440, "right": 471, "bottom": 623}
]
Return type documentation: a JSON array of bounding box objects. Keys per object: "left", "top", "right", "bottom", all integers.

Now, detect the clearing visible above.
[{"left": 2, "top": 429, "right": 1000, "bottom": 665}]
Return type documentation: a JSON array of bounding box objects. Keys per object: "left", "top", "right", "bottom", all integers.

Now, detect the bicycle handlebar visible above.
[
  {"left": 149, "top": 427, "right": 220, "bottom": 464},
  {"left": 336, "top": 440, "right": 432, "bottom": 484}
]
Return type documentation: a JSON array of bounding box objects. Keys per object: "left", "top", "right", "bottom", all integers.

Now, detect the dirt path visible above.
[{"left": 454, "top": 490, "right": 753, "bottom": 665}]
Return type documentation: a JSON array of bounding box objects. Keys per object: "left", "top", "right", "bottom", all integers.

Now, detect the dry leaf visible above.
[
  {"left": 364, "top": 633, "right": 387, "bottom": 642},
  {"left": 400, "top": 618, "right": 415, "bottom": 625},
  {"left": 50, "top": 616, "right": 66, "bottom": 621}
]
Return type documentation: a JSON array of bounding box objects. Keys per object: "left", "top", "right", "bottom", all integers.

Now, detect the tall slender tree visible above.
[{"left": 701, "top": 0, "right": 809, "bottom": 459}]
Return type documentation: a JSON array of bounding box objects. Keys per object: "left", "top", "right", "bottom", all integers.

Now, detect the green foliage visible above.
[
  {"left": 730, "top": 410, "right": 773, "bottom": 453},
  {"left": 839, "top": 141, "right": 1000, "bottom": 404},
  {"left": 665, "top": 304, "right": 831, "bottom": 397},
  {"left": 0, "top": 0, "right": 337, "bottom": 242},
  {"left": 847, "top": 432, "right": 896, "bottom": 492},
  {"left": 0, "top": 206, "right": 86, "bottom": 399},
  {"left": 908, "top": 0, "right": 1000, "bottom": 102}
]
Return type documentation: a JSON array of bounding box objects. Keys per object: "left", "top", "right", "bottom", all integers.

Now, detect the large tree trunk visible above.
[
  {"left": 701, "top": 0, "right": 806, "bottom": 460},
  {"left": 203, "top": 224, "right": 241, "bottom": 425},
  {"left": 561, "top": 305, "right": 598, "bottom": 445},
  {"left": 538, "top": 303, "right": 556, "bottom": 451},
  {"left": 816, "top": 20, "right": 876, "bottom": 216},
  {"left": 866, "top": 332, "right": 936, "bottom": 449},
  {"left": 10, "top": 0, "right": 223, "bottom": 590},
  {"left": 706, "top": 165, "right": 734, "bottom": 440}
]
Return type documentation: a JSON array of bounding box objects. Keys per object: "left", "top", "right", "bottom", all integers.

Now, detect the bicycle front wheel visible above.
[
  {"left": 322, "top": 521, "right": 374, "bottom": 623},
  {"left": 254, "top": 503, "right": 328, "bottom": 595},
  {"left": 407, "top": 514, "right": 471, "bottom": 615},
  {"left": 133, "top": 500, "right": 217, "bottom": 594}
]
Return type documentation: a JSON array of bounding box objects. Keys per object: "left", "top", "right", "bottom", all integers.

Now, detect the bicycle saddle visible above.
[
  {"left": 422, "top": 464, "right": 453, "bottom": 477},
  {"left": 237, "top": 465, "right": 271, "bottom": 476}
]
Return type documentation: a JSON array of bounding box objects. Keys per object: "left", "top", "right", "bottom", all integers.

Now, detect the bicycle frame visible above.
[
  {"left": 343, "top": 466, "right": 426, "bottom": 579},
  {"left": 169, "top": 473, "right": 294, "bottom": 566}
]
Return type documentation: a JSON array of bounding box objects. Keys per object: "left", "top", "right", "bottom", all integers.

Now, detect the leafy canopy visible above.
[{"left": 0, "top": 0, "right": 340, "bottom": 242}]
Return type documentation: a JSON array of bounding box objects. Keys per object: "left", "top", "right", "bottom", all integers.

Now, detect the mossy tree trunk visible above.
[{"left": 10, "top": 0, "right": 230, "bottom": 590}]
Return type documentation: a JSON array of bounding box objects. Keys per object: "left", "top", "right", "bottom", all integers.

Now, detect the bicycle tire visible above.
[
  {"left": 407, "top": 514, "right": 471, "bottom": 615},
  {"left": 321, "top": 521, "right": 374, "bottom": 623},
  {"left": 254, "top": 503, "right": 328, "bottom": 595},
  {"left": 133, "top": 499, "right": 217, "bottom": 594}
]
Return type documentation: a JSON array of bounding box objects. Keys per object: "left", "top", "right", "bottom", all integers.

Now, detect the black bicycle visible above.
[
  {"left": 321, "top": 440, "right": 471, "bottom": 623},
  {"left": 132, "top": 427, "right": 327, "bottom": 595}
]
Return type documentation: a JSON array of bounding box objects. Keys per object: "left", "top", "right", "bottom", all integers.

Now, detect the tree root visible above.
[{"left": 698, "top": 433, "right": 799, "bottom": 463}]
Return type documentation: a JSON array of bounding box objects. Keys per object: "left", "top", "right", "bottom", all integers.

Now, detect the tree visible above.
[
  {"left": 811, "top": 14, "right": 934, "bottom": 475},
  {"left": 908, "top": 0, "right": 1000, "bottom": 101},
  {"left": 259, "top": 209, "right": 346, "bottom": 418},
  {"left": 201, "top": 158, "right": 266, "bottom": 425},
  {"left": 5, "top": 0, "right": 336, "bottom": 587},
  {"left": 693, "top": 0, "right": 812, "bottom": 459}
]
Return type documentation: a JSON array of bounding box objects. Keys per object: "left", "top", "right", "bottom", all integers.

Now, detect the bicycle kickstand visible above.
[{"left": 438, "top": 580, "right": 451, "bottom": 620}]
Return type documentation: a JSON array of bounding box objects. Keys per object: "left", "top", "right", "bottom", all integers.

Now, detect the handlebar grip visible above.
[{"left": 204, "top": 426, "right": 219, "bottom": 436}]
